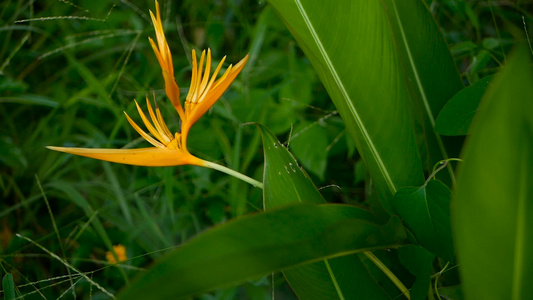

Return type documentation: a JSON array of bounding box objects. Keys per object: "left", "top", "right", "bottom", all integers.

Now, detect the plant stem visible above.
[
  {"left": 363, "top": 251, "right": 410, "bottom": 300},
  {"left": 203, "top": 160, "right": 263, "bottom": 189}
]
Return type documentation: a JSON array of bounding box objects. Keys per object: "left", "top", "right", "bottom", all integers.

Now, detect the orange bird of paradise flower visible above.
[{"left": 48, "top": 1, "right": 251, "bottom": 176}]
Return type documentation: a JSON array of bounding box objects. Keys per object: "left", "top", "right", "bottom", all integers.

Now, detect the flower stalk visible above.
[{"left": 203, "top": 160, "right": 263, "bottom": 189}]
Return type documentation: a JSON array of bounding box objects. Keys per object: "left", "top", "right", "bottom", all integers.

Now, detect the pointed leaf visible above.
[
  {"left": 398, "top": 246, "right": 435, "bottom": 300},
  {"left": 392, "top": 180, "right": 454, "bottom": 262},
  {"left": 290, "top": 121, "right": 329, "bottom": 181},
  {"left": 435, "top": 75, "right": 494, "bottom": 136},
  {"left": 258, "top": 124, "right": 403, "bottom": 299},
  {"left": 117, "top": 203, "right": 406, "bottom": 300},
  {"left": 453, "top": 46, "right": 533, "bottom": 300},
  {"left": 257, "top": 123, "right": 324, "bottom": 206}
]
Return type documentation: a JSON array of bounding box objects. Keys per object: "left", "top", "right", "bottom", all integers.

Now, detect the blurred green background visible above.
[{"left": 1, "top": 0, "right": 531, "bottom": 298}]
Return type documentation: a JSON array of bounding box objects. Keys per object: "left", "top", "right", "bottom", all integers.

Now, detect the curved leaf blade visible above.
[
  {"left": 258, "top": 123, "right": 400, "bottom": 299},
  {"left": 435, "top": 75, "right": 494, "bottom": 136},
  {"left": 117, "top": 204, "right": 406, "bottom": 300},
  {"left": 392, "top": 180, "right": 454, "bottom": 262},
  {"left": 453, "top": 46, "right": 533, "bottom": 300},
  {"left": 398, "top": 246, "right": 435, "bottom": 300},
  {"left": 257, "top": 123, "right": 324, "bottom": 206},
  {"left": 382, "top": 0, "right": 463, "bottom": 173}
]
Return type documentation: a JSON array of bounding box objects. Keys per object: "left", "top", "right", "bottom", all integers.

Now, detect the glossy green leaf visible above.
[
  {"left": 2, "top": 273, "right": 16, "bottom": 300},
  {"left": 453, "top": 46, "right": 533, "bottom": 300},
  {"left": 398, "top": 246, "right": 435, "bottom": 300},
  {"left": 258, "top": 124, "right": 405, "bottom": 299},
  {"left": 392, "top": 180, "right": 454, "bottom": 262},
  {"left": 381, "top": 0, "right": 463, "bottom": 175},
  {"left": 258, "top": 123, "right": 324, "bottom": 206},
  {"left": 267, "top": 0, "right": 425, "bottom": 207},
  {"left": 290, "top": 121, "right": 329, "bottom": 181},
  {"left": 117, "top": 203, "right": 406, "bottom": 300},
  {"left": 435, "top": 75, "right": 494, "bottom": 136}
]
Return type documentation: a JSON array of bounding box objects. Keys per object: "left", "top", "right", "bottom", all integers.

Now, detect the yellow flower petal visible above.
[
  {"left": 134, "top": 99, "right": 167, "bottom": 144},
  {"left": 154, "top": 103, "right": 173, "bottom": 139},
  {"left": 47, "top": 146, "right": 205, "bottom": 167},
  {"left": 106, "top": 244, "right": 128, "bottom": 264},
  {"left": 124, "top": 112, "right": 165, "bottom": 148},
  {"left": 144, "top": 97, "right": 173, "bottom": 144}
]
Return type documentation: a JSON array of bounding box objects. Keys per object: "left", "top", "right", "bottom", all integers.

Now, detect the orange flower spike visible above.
[
  {"left": 181, "top": 49, "right": 249, "bottom": 149},
  {"left": 148, "top": 1, "right": 185, "bottom": 121},
  {"left": 46, "top": 146, "right": 204, "bottom": 167}
]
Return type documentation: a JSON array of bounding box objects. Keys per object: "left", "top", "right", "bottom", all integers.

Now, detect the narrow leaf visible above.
[
  {"left": 257, "top": 123, "right": 324, "bottom": 206},
  {"left": 2, "top": 273, "right": 16, "bottom": 300},
  {"left": 117, "top": 203, "right": 406, "bottom": 300},
  {"left": 453, "top": 46, "right": 533, "bottom": 300}
]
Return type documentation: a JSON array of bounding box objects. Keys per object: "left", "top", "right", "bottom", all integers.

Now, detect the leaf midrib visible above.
[
  {"left": 511, "top": 149, "right": 528, "bottom": 299},
  {"left": 388, "top": 0, "right": 455, "bottom": 183},
  {"left": 293, "top": 0, "right": 396, "bottom": 194}
]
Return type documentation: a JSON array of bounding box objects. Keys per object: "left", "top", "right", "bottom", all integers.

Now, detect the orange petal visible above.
[
  {"left": 47, "top": 146, "right": 205, "bottom": 167},
  {"left": 134, "top": 100, "right": 167, "bottom": 144},
  {"left": 154, "top": 104, "right": 173, "bottom": 139},
  {"left": 196, "top": 49, "right": 212, "bottom": 102},
  {"left": 186, "top": 53, "right": 249, "bottom": 131},
  {"left": 204, "top": 55, "right": 227, "bottom": 95},
  {"left": 149, "top": 1, "right": 185, "bottom": 121},
  {"left": 124, "top": 112, "right": 165, "bottom": 148},
  {"left": 145, "top": 98, "right": 173, "bottom": 144},
  {"left": 162, "top": 70, "right": 184, "bottom": 119}
]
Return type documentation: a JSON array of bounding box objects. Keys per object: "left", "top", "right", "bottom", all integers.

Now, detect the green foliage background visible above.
[{"left": 1, "top": 0, "right": 532, "bottom": 299}]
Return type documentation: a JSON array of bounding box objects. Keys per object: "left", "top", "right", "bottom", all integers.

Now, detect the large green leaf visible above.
[
  {"left": 267, "top": 0, "right": 425, "bottom": 207},
  {"left": 398, "top": 246, "right": 435, "bottom": 300},
  {"left": 117, "top": 203, "right": 406, "bottom": 300},
  {"left": 259, "top": 124, "right": 402, "bottom": 299},
  {"left": 392, "top": 180, "right": 454, "bottom": 262},
  {"left": 435, "top": 75, "right": 494, "bottom": 136},
  {"left": 381, "top": 0, "right": 463, "bottom": 174},
  {"left": 290, "top": 121, "right": 329, "bottom": 181},
  {"left": 453, "top": 46, "right": 533, "bottom": 300},
  {"left": 267, "top": 0, "right": 463, "bottom": 201}
]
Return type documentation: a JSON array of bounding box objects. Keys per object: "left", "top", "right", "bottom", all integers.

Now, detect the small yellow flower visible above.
[
  {"left": 106, "top": 244, "right": 128, "bottom": 264},
  {"left": 47, "top": 0, "right": 248, "bottom": 168}
]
